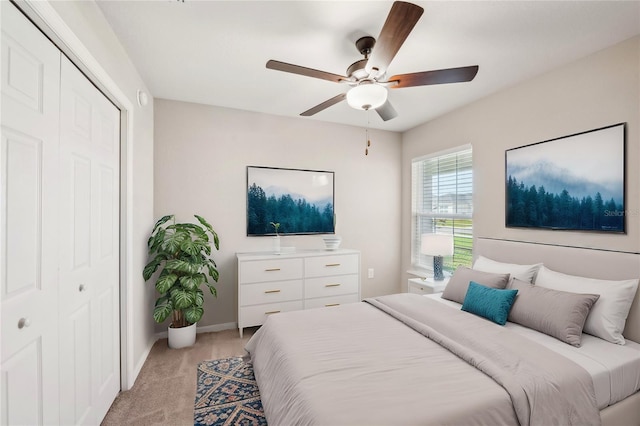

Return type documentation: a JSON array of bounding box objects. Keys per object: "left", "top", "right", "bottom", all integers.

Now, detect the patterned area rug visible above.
[{"left": 194, "top": 356, "right": 267, "bottom": 426}]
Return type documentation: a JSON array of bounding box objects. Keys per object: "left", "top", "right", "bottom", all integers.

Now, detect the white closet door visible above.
[
  {"left": 1, "top": 2, "right": 62, "bottom": 425},
  {"left": 58, "top": 56, "right": 120, "bottom": 425}
]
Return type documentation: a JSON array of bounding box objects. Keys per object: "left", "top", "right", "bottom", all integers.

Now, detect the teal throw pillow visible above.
[{"left": 461, "top": 281, "right": 518, "bottom": 325}]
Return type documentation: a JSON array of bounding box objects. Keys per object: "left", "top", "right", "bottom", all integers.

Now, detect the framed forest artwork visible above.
[
  {"left": 246, "top": 166, "right": 335, "bottom": 236},
  {"left": 505, "top": 123, "right": 626, "bottom": 233}
]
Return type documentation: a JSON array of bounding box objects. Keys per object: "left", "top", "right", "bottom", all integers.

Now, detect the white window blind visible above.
[{"left": 411, "top": 146, "right": 473, "bottom": 273}]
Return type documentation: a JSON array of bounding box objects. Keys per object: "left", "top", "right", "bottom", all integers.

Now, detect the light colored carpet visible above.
[{"left": 102, "top": 327, "right": 257, "bottom": 426}]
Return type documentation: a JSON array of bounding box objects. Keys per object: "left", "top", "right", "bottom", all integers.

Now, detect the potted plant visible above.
[
  {"left": 143, "top": 214, "right": 220, "bottom": 349},
  {"left": 270, "top": 221, "right": 280, "bottom": 253}
]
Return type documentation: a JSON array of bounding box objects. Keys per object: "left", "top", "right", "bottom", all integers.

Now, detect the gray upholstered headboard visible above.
[{"left": 475, "top": 237, "right": 640, "bottom": 344}]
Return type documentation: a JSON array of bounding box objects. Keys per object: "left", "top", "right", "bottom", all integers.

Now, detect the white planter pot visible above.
[
  {"left": 273, "top": 236, "right": 281, "bottom": 253},
  {"left": 167, "top": 322, "right": 197, "bottom": 349}
]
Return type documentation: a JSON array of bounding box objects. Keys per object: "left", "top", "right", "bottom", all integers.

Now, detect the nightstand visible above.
[{"left": 407, "top": 277, "right": 449, "bottom": 295}]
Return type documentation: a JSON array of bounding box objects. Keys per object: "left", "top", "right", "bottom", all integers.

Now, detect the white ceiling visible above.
[{"left": 96, "top": 0, "right": 640, "bottom": 132}]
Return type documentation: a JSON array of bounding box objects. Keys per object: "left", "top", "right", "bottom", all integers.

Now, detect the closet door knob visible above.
[
  {"left": 18, "top": 317, "right": 31, "bottom": 329},
  {"left": 79, "top": 284, "right": 86, "bottom": 292}
]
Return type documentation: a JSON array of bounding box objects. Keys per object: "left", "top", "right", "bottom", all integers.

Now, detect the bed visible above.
[{"left": 245, "top": 238, "right": 640, "bottom": 425}]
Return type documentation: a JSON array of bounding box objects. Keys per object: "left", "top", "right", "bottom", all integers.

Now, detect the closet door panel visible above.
[
  {"left": 97, "top": 286, "right": 117, "bottom": 389},
  {"left": 1, "top": 340, "right": 44, "bottom": 426},
  {"left": 3, "top": 131, "right": 40, "bottom": 293},
  {"left": 63, "top": 304, "right": 93, "bottom": 425},
  {"left": 86, "top": 61, "right": 120, "bottom": 423},
  {"left": 0, "top": 2, "right": 61, "bottom": 424},
  {"left": 59, "top": 55, "right": 120, "bottom": 425}
]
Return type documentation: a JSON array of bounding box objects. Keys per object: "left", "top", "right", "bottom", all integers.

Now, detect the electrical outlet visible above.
[{"left": 368, "top": 268, "right": 374, "bottom": 279}]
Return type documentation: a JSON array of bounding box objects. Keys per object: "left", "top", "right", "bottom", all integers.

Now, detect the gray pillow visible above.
[
  {"left": 442, "top": 266, "right": 510, "bottom": 304},
  {"left": 508, "top": 278, "right": 600, "bottom": 347}
]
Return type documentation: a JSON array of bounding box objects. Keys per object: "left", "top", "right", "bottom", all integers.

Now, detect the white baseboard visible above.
[
  {"left": 154, "top": 321, "right": 237, "bottom": 339},
  {"left": 129, "top": 338, "right": 155, "bottom": 388}
]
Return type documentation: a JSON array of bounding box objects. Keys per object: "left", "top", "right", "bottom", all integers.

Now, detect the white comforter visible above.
[{"left": 245, "top": 293, "right": 600, "bottom": 425}]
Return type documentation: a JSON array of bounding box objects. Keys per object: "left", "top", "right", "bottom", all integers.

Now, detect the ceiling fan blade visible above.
[
  {"left": 389, "top": 65, "right": 479, "bottom": 88},
  {"left": 267, "top": 60, "right": 348, "bottom": 83},
  {"left": 366, "top": 1, "right": 424, "bottom": 75},
  {"left": 300, "top": 93, "right": 347, "bottom": 116},
  {"left": 376, "top": 100, "right": 398, "bottom": 121}
]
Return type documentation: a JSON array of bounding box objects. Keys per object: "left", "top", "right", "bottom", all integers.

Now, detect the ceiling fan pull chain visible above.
[
  {"left": 365, "top": 110, "right": 371, "bottom": 156},
  {"left": 365, "top": 130, "right": 369, "bottom": 155}
]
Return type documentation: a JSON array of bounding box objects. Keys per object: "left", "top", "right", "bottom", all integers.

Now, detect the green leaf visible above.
[
  {"left": 164, "top": 259, "right": 193, "bottom": 273},
  {"left": 180, "top": 239, "right": 199, "bottom": 257},
  {"left": 207, "top": 284, "right": 217, "bottom": 297},
  {"left": 149, "top": 228, "right": 166, "bottom": 254},
  {"left": 181, "top": 274, "right": 205, "bottom": 291},
  {"left": 207, "top": 264, "right": 219, "bottom": 282},
  {"left": 143, "top": 255, "right": 165, "bottom": 281},
  {"left": 184, "top": 306, "right": 204, "bottom": 324},
  {"left": 194, "top": 289, "right": 204, "bottom": 307},
  {"left": 194, "top": 215, "right": 213, "bottom": 233},
  {"left": 155, "top": 294, "right": 169, "bottom": 307},
  {"left": 152, "top": 215, "right": 173, "bottom": 234},
  {"left": 191, "top": 226, "right": 208, "bottom": 240},
  {"left": 156, "top": 273, "right": 178, "bottom": 294},
  {"left": 212, "top": 231, "right": 220, "bottom": 251},
  {"left": 171, "top": 288, "right": 194, "bottom": 309},
  {"left": 195, "top": 215, "right": 220, "bottom": 251},
  {"left": 163, "top": 232, "right": 185, "bottom": 253},
  {"left": 153, "top": 300, "right": 173, "bottom": 323},
  {"left": 178, "top": 223, "right": 206, "bottom": 237}
]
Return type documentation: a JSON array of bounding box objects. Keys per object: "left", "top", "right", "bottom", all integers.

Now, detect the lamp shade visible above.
[
  {"left": 346, "top": 82, "right": 387, "bottom": 110},
  {"left": 421, "top": 234, "right": 454, "bottom": 257}
]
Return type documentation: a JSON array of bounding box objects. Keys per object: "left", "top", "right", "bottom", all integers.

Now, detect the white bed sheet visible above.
[{"left": 426, "top": 293, "right": 640, "bottom": 409}]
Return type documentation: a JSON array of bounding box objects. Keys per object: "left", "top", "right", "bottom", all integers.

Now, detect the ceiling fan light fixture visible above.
[{"left": 346, "top": 82, "right": 387, "bottom": 111}]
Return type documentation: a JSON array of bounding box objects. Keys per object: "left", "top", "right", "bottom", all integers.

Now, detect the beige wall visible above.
[
  {"left": 401, "top": 36, "right": 640, "bottom": 281},
  {"left": 154, "top": 100, "right": 402, "bottom": 331},
  {"left": 48, "top": 1, "right": 156, "bottom": 386}
]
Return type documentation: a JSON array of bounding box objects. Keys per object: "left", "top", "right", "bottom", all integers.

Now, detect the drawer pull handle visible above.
[
  {"left": 265, "top": 310, "right": 281, "bottom": 315},
  {"left": 325, "top": 283, "right": 341, "bottom": 287},
  {"left": 325, "top": 263, "right": 341, "bottom": 267},
  {"left": 325, "top": 303, "right": 340, "bottom": 307},
  {"left": 264, "top": 289, "right": 281, "bottom": 294},
  {"left": 265, "top": 268, "right": 281, "bottom": 272}
]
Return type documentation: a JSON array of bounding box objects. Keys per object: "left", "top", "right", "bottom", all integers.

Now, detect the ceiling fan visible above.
[{"left": 266, "top": 1, "right": 479, "bottom": 122}]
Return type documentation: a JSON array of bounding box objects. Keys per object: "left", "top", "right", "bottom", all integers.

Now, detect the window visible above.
[{"left": 411, "top": 145, "right": 473, "bottom": 274}]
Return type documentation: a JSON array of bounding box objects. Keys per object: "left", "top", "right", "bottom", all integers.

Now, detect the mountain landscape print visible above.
[
  {"left": 247, "top": 166, "right": 335, "bottom": 235},
  {"left": 506, "top": 123, "right": 625, "bottom": 233}
]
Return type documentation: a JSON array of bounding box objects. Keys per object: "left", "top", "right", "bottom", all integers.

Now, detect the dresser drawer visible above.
[
  {"left": 304, "top": 254, "right": 358, "bottom": 278},
  {"left": 304, "top": 294, "right": 359, "bottom": 310},
  {"left": 240, "top": 280, "right": 303, "bottom": 306},
  {"left": 304, "top": 274, "right": 358, "bottom": 299},
  {"left": 239, "top": 300, "right": 304, "bottom": 328},
  {"left": 239, "top": 258, "right": 303, "bottom": 284}
]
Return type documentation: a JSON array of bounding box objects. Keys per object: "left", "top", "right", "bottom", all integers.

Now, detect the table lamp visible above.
[{"left": 421, "top": 234, "right": 454, "bottom": 281}]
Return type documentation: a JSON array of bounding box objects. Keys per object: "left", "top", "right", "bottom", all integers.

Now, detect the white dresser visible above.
[{"left": 237, "top": 249, "right": 361, "bottom": 337}]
